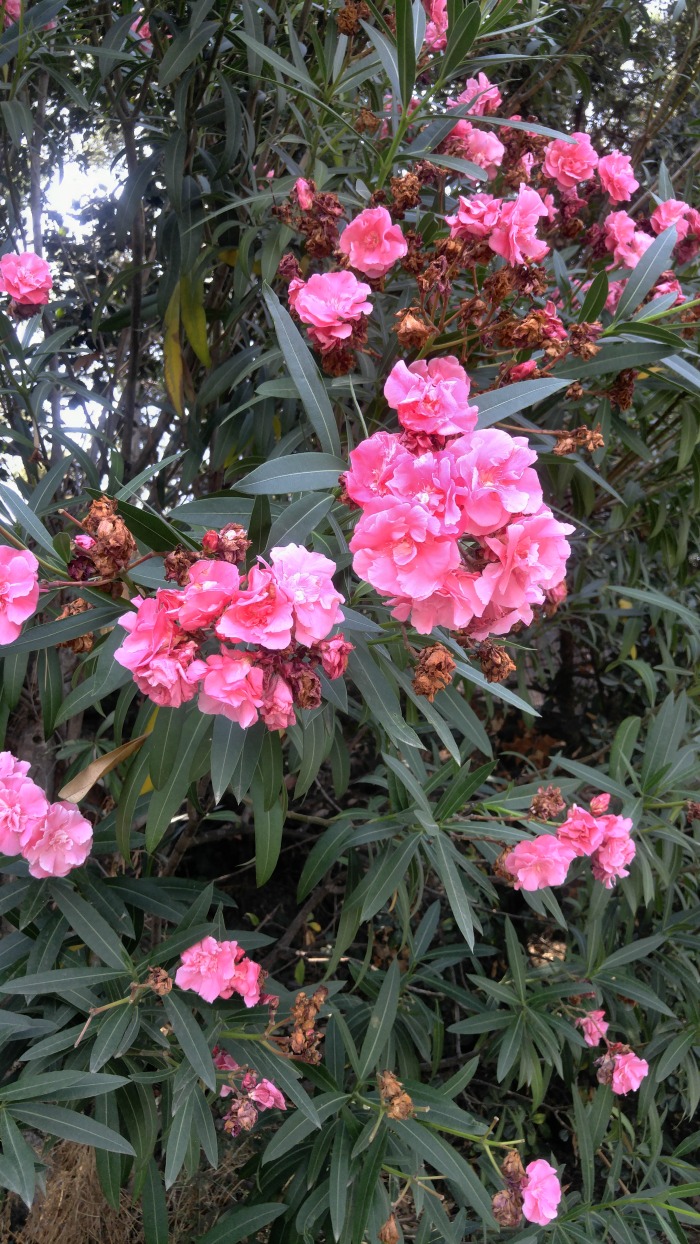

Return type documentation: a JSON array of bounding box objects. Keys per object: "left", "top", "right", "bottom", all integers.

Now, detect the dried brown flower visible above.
[
  {"left": 201, "top": 523, "right": 251, "bottom": 564},
  {"left": 278, "top": 252, "right": 303, "bottom": 283},
  {"left": 378, "top": 1214, "right": 401, "bottom": 1244},
  {"left": 476, "top": 640, "right": 516, "bottom": 683},
  {"left": 565, "top": 381, "right": 584, "bottom": 401},
  {"left": 395, "top": 305, "right": 432, "bottom": 349},
  {"left": 147, "top": 967, "right": 173, "bottom": 996},
  {"left": 553, "top": 423, "right": 605, "bottom": 456},
  {"left": 56, "top": 597, "right": 94, "bottom": 653},
  {"left": 608, "top": 368, "right": 637, "bottom": 411},
  {"left": 530, "top": 785, "right": 566, "bottom": 820},
  {"left": 356, "top": 106, "right": 380, "bottom": 134},
  {"left": 164, "top": 545, "right": 200, "bottom": 586},
  {"left": 82, "top": 496, "right": 137, "bottom": 577},
  {"left": 335, "top": 0, "right": 370, "bottom": 34},
  {"left": 686, "top": 801, "right": 700, "bottom": 824},
  {"left": 390, "top": 172, "right": 422, "bottom": 216},
  {"left": 412, "top": 644, "right": 455, "bottom": 701},
  {"left": 378, "top": 1070, "right": 415, "bottom": 1119},
  {"left": 569, "top": 321, "right": 602, "bottom": 358}
]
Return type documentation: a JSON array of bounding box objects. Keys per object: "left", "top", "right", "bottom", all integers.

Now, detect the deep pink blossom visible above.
[
  {"left": 612, "top": 1051, "right": 649, "bottom": 1094},
  {"left": 188, "top": 650, "right": 265, "bottom": 727},
  {"left": 294, "top": 178, "right": 314, "bottom": 210},
  {"left": 504, "top": 835, "right": 575, "bottom": 890},
  {"left": 616, "top": 231, "right": 654, "bottom": 270},
  {"left": 74, "top": 534, "right": 95, "bottom": 551},
  {"left": 451, "top": 429, "right": 542, "bottom": 537},
  {"left": 0, "top": 752, "right": 48, "bottom": 857},
  {"left": 444, "top": 121, "right": 504, "bottom": 178},
  {"left": 260, "top": 672, "right": 296, "bottom": 731},
  {"left": 389, "top": 567, "right": 484, "bottom": 634},
  {"left": 576, "top": 1009, "right": 609, "bottom": 1047},
  {"left": 423, "top": 0, "right": 448, "bottom": 50},
  {"left": 591, "top": 815, "right": 635, "bottom": 887},
  {"left": 477, "top": 506, "right": 574, "bottom": 629},
  {"left": 350, "top": 497, "right": 460, "bottom": 601},
  {"left": 650, "top": 198, "right": 691, "bottom": 241},
  {"left": 230, "top": 955, "right": 264, "bottom": 1007},
  {"left": 314, "top": 635, "right": 353, "bottom": 680},
  {"left": 453, "top": 73, "right": 502, "bottom": 116},
  {"left": 556, "top": 803, "right": 607, "bottom": 856},
  {"left": 249, "top": 1079, "right": 286, "bottom": 1110},
  {"left": 2, "top": 0, "right": 22, "bottom": 27},
  {"left": 543, "top": 132, "right": 598, "bottom": 189},
  {"left": 489, "top": 184, "right": 550, "bottom": 265},
  {"left": 388, "top": 450, "right": 462, "bottom": 536},
  {"left": 338, "top": 207, "right": 407, "bottom": 278},
  {"left": 216, "top": 565, "right": 293, "bottom": 650},
  {"left": 177, "top": 560, "right": 240, "bottom": 631},
  {"left": 175, "top": 936, "right": 243, "bottom": 1003},
  {"left": 344, "top": 432, "right": 410, "bottom": 506},
  {"left": 21, "top": 800, "right": 93, "bottom": 879},
  {"left": 654, "top": 274, "right": 685, "bottom": 304},
  {"left": 521, "top": 1160, "right": 562, "bottom": 1226},
  {"left": 384, "top": 356, "right": 478, "bottom": 437},
  {"left": 130, "top": 15, "right": 153, "bottom": 54},
  {"left": 0, "top": 252, "right": 52, "bottom": 305},
  {"left": 269, "top": 544, "right": 344, "bottom": 645},
  {"left": 598, "top": 152, "right": 638, "bottom": 203},
  {"left": 289, "top": 271, "right": 372, "bottom": 352},
  {"left": 115, "top": 595, "right": 200, "bottom": 707},
  {"left": 445, "top": 193, "right": 502, "bottom": 240},
  {"left": 0, "top": 546, "right": 39, "bottom": 645},
  {"left": 509, "top": 360, "right": 538, "bottom": 382}
]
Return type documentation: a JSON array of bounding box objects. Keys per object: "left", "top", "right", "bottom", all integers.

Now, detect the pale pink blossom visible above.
[
  {"left": 213, "top": 1048, "right": 239, "bottom": 1074},
  {"left": 453, "top": 73, "right": 502, "bottom": 116},
  {"left": 294, "top": 178, "right": 314, "bottom": 210},
  {"left": 338, "top": 207, "right": 407, "bottom": 278},
  {"left": 350, "top": 498, "right": 460, "bottom": 601},
  {"left": 444, "top": 121, "right": 505, "bottom": 179},
  {"left": 260, "top": 672, "right": 296, "bottom": 731},
  {"left": 189, "top": 650, "right": 265, "bottom": 727},
  {"left": 389, "top": 567, "right": 484, "bottom": 634},
  {"left": 314, "top": 635, "right": 353, "bottom": 679},
  {"left": 504, "top": 835, "right": 575, "bottom": 890},
  {"left": 598, "top": 152, "right": 638, "bottom": 203},
  {"left": 289, "top": 271, "right": 372, "bottom": 352},
  {"left": 591, "top": 815, "right": 635, "bottom": 887},
  {"left": 576, "top": 1009, "right": 609, "bottom": 1047},
  {"left": 556, "top": 803, "right": 607, "bottom": 856},
  {"left": 249, "top": 1079, "right": 286, "bottom": 1110},
  {"left": 177, "top": 560, "right": 240, "bottom": 631},
  {"left": 611, "top": 1051, "right": 649, "bottom": 1094},
  {"left": 388, "top": 450, "right": 462, "bottom": 536},
  {"left": 605, "top": 279, "right": 626, "bottom": 313},
  {"left": 423, "top": 0, "right": 448, "bottom": 50},
  {"left": 115, "top": 595, "right": 200, "bottom": 707},
  {"left": 175, "top": 936, "right": 243, "bottom": 1004},
  {"left": 384, "top": 357, "right": 478, "bottom": 437},
  {"left": 344, "top": 432, "right": 410, "bottom": 506},
  {"left": 21, "top": 801, "right": 93, "bottom": 879},
  {"left": 489, "top": 184, "right": 550, "bottom": 265},
  {"left": 216, "top": 564, "right": 293, "bottom": 650},
  {"left": 521, "top": 1160, "right": 562, "bottom": 1226},
  {"left": 543, "top": 132, "right": 598, "bottom": 189},
  {"left": 654, "top": 274, "right": 685, "bottom": 304},
  {"left": 616, "top": 231, "right": 654, "bottom": 270},
  {"left": 0, "top": 752, "right": 48, "bottom": 857},
  {"left": 269, "top": 544, "right": 344, "bottom": 645},
  {"left": 0, "top": 252, "right": 52, "bottom": 306},
  {"left": 0, "top": 546, "right": 39, "bottom": 645},
  {"left": 451, "top": 429, "right": 542, "bottom": 537},
  {"left": 445, "top": 193, "right": 502, "bottom": 240},
  {"left": 650, "top": 198, "right": 691, "bottom": 241},
  {"left": 478, "top": 506, "right": 574, "bottom": 626},
  {"left": 589, "top": 793, "right": 610, "bottom": 815}
]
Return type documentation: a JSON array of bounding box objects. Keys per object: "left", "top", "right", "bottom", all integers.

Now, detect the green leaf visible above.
[
  {"left": 0, "top": 1113, "right": 36, "bottom": 1208},
  {"left": 359, "top": 20, "right": 400, "bottom": 100},
  {"left": 210, "top": 716, "right": 247, "bottom": 804},
  {"left": 262, "top": 1092, "right": 348, "bottom": 1164},
  {"left": 37, "top": 646, "right": 62, "bottom": 737},
  {"left": 192, "top": 1085, "right": 218, "bottom": 1168},
  {"left": 440, "top": 2, "right": 481, "bottom": 79},
  {"left": 579, "top": 271, "right": 609, "bottom": 323},
  {"left": 145, "top": 711, "right": 210, "bottom": 853},
  {"left": 142, "top": 1158, "right": 169, "bottom": 1244},
  {"left": 389, "top": 1118, "right": 495, "bottom": 1223},
  {"left": 234, "top": 453, "right": 347, "bottom": 495},
  {"left": 9, "top": 1105, "right": 135, "bottom": 1155},
  {"left": 164, "top": 1091, "right": 196, "bottom": 1189},
  {"left": 251, "top": 773, "right": 285, "bottom": 886},
  {"left": 0, "top": 1071, "right": 128, "bottom": 1104},
  {"left": 395, "top": 0, "right": 416, "bottom": 110},
  {"left": 329, "top": 1122, "right": 351, "bottom": 1242},
  {"left": 2, "top": 967, "right": 128, "bottom": 996},
  {"left": 50, "top": 881, "right": 131, "bottom": 971},
  {"left": 556, "top": 341, "right": 670, "bottom": 379},
  {"left": 297, "top": 818, "right": 354, "bottom": 900},
  {"left": 434, "top": 761, "right": 494, "bottom": 821},
  {"left": 358, "top": 958, "right": 401, "bottom": 1079},
  {"left": 598, "top": 933, "right": 666, "bottom": 971},
  {"left": 233, "top": 29, "right": 316, "bottom": 91},
  {"left": 605, "top": 585, "right": 700, "bottom": 635},
  {"left": 148, "top": 707, "right": 184, "bottom": 791},
  {"left": 661, "top": 353, "right": 700, "bottom": 397},
  {"left": 159, "top": 21, "right": 219, "bottom": 85},
  {"left": 90, "top": 1005, "right": 138, "bottom": 1073},
  {"left": 7, "top": 606, "right": 121, "bottom": 655},
  {"left": 266, "top": 493, "right": 334, "bottom": 553},
  {"left": 473, "top": 378, "right": 569, "bottom": 428},
  {"left": 655, "top": 1029, "right": 698, "bottom": 1081},
  {"left": 196, "top": 1202, "right": 288, "bottom": 1244},
  {"left": 358, "top": 836, "right": 421, "bottom": 922},
  {"left": 426, "top": 835, "right": 475, "bottom": 949},
  {"left": 163, "top": 992, "right": 216, "bottom": 1091},
  {"left": 0, "top": 481, "right": 60, "bottom": 558},
  {"left": 613, "top": 226, "right": 678, "bottom": 320},
  {"left": 641, "top": 690, "right": 688, "bottom": 787},
  {"left": 347, "top": 644, "right": 421, "bottom": 750},
  {"left": 572, "top": 1087, "right": 595, "bottom": 1204},
  {"left": 262, "top": 286, "right": 341, "bottom": 456}
]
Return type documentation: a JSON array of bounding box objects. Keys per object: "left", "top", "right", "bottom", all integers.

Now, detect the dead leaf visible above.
[{"left": 58, "top": 734, "right": 148, "bottom": 803}]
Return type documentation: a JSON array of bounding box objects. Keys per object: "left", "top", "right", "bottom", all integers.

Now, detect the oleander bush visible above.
[{"left": 0, "top": 1, "right": 698, "bottom": 1241}]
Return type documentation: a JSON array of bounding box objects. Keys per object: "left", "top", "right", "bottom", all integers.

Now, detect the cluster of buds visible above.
[
  {"left": 378, "top": 1070, "right": 414, "bottom": 1119},
  {"left": 212, "top": 1047, "right": 286, "bottom": 1137},
  {"left": 68, "top": 496, "right": 137, "bottom": 582},
  {"left": 273, "top": 986, "right": 328, "bottom": 1064}
]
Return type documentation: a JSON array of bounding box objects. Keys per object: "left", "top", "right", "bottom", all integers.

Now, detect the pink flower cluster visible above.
[
  {"left": 345, "top": 355, "right": 572, "bottom": 639},
  {"left": 0, "top": 750, "right": 92, "bottom": 878},
  {"left": 423, "top": 0, "right": 448, "bottom": 50},
  {"left": 129, "top": 15, "right": 153, "bottom": 55},
  {"left": 446, "top": 184, "right": 550, "bottom": 264},
  {"left": 213, "top": 1048, "right": 286, "bottom": 1136},
  {"left": 573, "top": 1009, "right": 648, "bottom": 1093},
  {"left": 0, "top": 546, "right": 39, "bottom": 645},
  {"left": 608, "top": 1049, "right": 649, "bottom": 1094},
  {"left": 289, "top": 270, "right": 372, "bottom": 352},
  {"left": 114, "top": 542, "right": 351, "bottom": 731},
  {"left": 0, "top": 252, "right": 53, "bottom": 307},
  {"left": 175, "top": 936, "right": 264, "bottom": 1007},
  {"left": 505, "top": 792, "right": 635, "bottom": 891},
  {"left": 2, "top": 0, "right": 21, "bottom": 27},
  {"left": 604, "top": 200, "right": 700, "bottom": 270},
  {"left": 338, "top": 206, "right": 407, "bottom": 278},
  {"left": 521, "top": 1160, "right": 562, "bottom": 1226},
  {"left": 575, "top": 1009, "right": 609, "bottom": 1046}
]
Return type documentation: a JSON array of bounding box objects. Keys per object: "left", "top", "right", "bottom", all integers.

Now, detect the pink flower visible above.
[
  {"left": 589, "top": 793, "right": 610, "bottom": 815},
  {"left": 509, "top": 360, "right": 538, "bottom": 382},
  {"left": 216, "top": 564, "right": 293, "bottom": 650},
  {"left": 74, "top": 534, "right": 95, "bottom": 551},
  {"left": 504, "top": 836, "right": 575, "bottom": 890},
  {"left": 445, "top": 193, "right": 502, "bottom": 240},
  {"left": 260, "top": 672, "right": 296, "bottom": 731},
  {"left": 616, "top": 231, "right": 653, "bottom": 270},
  {"left": 350, "top": 497, "right": 460, "bottom": 601},
  {"left": 189, "top": 651, "right": 265, "bottom": 727},
  {"left": 230, "top": 954, "right": 264, "bottom": 1007},
  {"left": 521, "top": 1160, "right": 562, "bottom": 1226},
  {"left": 603, "top": 210, "right": 636, "bottom": 252},
  {"left": 389, "top": 567, "right": 484, "bottom": 634},
  {"left": 294, "top": 178, "right": 314, "bottom": 210},
  {"left": 175, "top": 937, "right": 243, "bottom": 1004},
  {"left": 384, "top": 357, "right": 478, "bottom": 437},
  {"left": 576, "top": 1009, "right": 609, "bottom": 1047},
  {"left": 289, "top": 271, "right": 372, "bottom": 352},
  {"left": 598, "top": 152, "right": 639, "bottom": 203},
  {"left": 115, "top": 595, "right": 200, "bottom": 707},
  {"left": 444, "top": 121, "right": 504, "bottom": 179},
  {"left": 2, "top": 0, "right": 21, "bottom": 27},
  {"left": 269, "top": 544, "right": 344, "bottom": 645},
  {"left": 177, "top": 560, "right": 240, "bottom": 631},
  {"left": 387, "top": 451, "right": 462, "bottom": 536},
  {"left": 453, "top": 73, "right": 502, "bottom": 116},
  {"left": 543, "top": 132, "right": 598, "bottom": 189},
  {"left": 477, "top": 506, "right": 574, "bottom": 630},
  {"left": 0, "top": 252, "right": 52, "bottom": 306},
  {"left": 611, "top": 1051, "right": 649, "bottom": 1094},
  {"left": 0, "top": 546, "right": 39, "bottom": 645},
  {"left": 21, "top": 801, "right": 93, "bottom": 879},
  {"left": 213, "top": 1047, "right": 239, "bottom": 1074},
  {"left": 249, "top": 1079, "right": 286, "bottom": 1111},
  {"left": 314, "top": 635, "right": 353, "bottom": 679},
  {"left": 591, "top": 815, "right": 635, "bottom": 887},
  {"left": 650, "top": 198, "right": 690, "bottom": 241},
  {"left": 556, "top": 803, "right": 607, "bottom": 856},
  {"left": 654, "top": 274, "right": 685, "bottom": 304},
  {"left": 0, "top": 752, "right": 48, "bottom": 857},
  {"left": 423, "top": 0, "right": 448, "bottom": 50},
  {"left": 344, "top": 432, "right": 410, "bottom": 506},
  {"left": 338, "top": 207, "right": 407, "bottom": 278},
  {"left": 605, "top": 279, "right": 626, "bottom": 313},
  {"left": 451, "top": 429, "right": 542, "bottom": 536},
  {"left": 489, "top": 184, "right": 550, "bottom": 265},
  {"left": 130, "top": 15, "right": 153, "bottom": 54}
]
